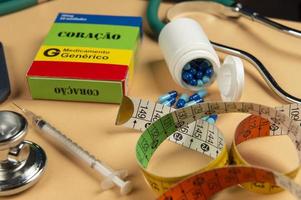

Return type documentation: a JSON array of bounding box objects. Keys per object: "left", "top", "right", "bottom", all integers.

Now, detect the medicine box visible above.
[{"left": 27, "top": 13, "right": 142, "bottom": 103}]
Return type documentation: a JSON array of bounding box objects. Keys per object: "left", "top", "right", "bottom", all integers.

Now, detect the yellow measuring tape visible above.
[
  {"left": 116, "top": 96, "right": 301, "bottom": 198},
  {"left": 158, "top": 166, "right": 301, "bottom": 200}
]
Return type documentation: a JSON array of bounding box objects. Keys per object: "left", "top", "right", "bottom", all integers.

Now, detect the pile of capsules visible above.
[
  {"left": 182, "top": 59, "right": 214, "bottom": 87},
  {"left": 158, "top": 89, "right": 218, "bottom": 124}
]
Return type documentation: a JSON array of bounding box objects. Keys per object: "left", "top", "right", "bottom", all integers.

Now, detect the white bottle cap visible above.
[{"left": 217, "top": 55, "right": 244, "bottom": 101}]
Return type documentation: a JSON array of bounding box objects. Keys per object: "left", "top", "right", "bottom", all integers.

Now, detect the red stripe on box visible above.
[{"left": 28, "top": 61, "right": 128, "bottom": 81}]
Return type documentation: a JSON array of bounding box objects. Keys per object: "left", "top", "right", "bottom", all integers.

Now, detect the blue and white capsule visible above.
[
  {"left": 183, "top": 63, "right": 191, "bottom": 70},
  {"left": 181, "top": 58, "right": 215, "bottom": 87},
  {"left": 175, "top": 94, "right": 189, "bottom": 109},
  {"left": 187, "top": 67, "right": 197, "bottom": 75},
  {"left": 188, "top": 78, "right": 197, "bottom": 86},
  {"left": 202, "top": 76, "right": 210, "bottom": 84},
  {"left": 202, "top": 116, "right": 210, "bottom": 121},
  {"left": 200, "top": 59, "right": 212, "bottom": 69},
  {"left": 184, "top": 100, "right": 198, "bottom": 107},
  {"left": 184, "top": 98, "right": 204, "bottom": 107},
  {"left": 158, "top": 90, "right": 178, "bottom": 104},
  {"left": 182, "top": 71, "right": 193, "bottom": 83},
  {"left": 189, "top": 88, "right": 207, "bottom": 101},
  {"left": 204, "top": 68, "right": 214, "bottom": 78},
  {"left": 197, "top": 80, "right": 204, "bottom": 87},
  {"left": 162, "top": 97, "right": 176, "bottom": 107},
  {"left": 195, "top": 71, "right": 203, "bottom": 80},
  {"left": 207, "top": 114, "right": 218, "bottom": 124},
  {"left": 194, "top": 97, "right": 204, "bottom": 103}
]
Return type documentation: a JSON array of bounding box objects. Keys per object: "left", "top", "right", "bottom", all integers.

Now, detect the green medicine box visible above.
[{"left": 27, "top": 13, "right": 142, "bottom": 103}]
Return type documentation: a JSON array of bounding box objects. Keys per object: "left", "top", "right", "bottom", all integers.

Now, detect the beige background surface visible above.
[{"left": 1, "top": 0, "right": 301, "bottom": 199}]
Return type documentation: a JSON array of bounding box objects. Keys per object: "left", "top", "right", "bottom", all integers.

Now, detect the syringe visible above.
[{"left": 13, "top": 103, "right": 133, "bottom": 195}]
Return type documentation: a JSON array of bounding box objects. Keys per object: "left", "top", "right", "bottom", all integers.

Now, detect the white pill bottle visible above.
[{"left": 158, "top": 18, "right": 244, "bottom": 101}]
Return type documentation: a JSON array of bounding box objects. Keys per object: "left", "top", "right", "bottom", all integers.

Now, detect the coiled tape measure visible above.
[{"left": 116, "top": 96, "right": 301, "bottom": 198}]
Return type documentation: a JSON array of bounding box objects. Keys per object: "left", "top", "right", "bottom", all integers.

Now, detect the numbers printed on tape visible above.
[
  {"left": 116, "top": 96, "right": 301, "bottom": 197},
  {"left": 122, "top": 98, "right": 224, "bottom": 160}
]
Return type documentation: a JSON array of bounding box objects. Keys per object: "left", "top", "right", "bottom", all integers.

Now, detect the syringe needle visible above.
[
  {"left": 12, "top": 102, "right": 26, "bottom": 113},
  {"left": 13, "top": 103, "right": 133, "bottom": 195},
  {"left": 12, "top": 102, "right": 35, "bottom": 120}
]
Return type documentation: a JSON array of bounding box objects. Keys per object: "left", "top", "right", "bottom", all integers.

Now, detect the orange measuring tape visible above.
[
  {"left": 116, "top": 97, "right": 301, "bottom": 199},
  {"left": 231, "top": 114, "right": 300, "bottom": 193}
]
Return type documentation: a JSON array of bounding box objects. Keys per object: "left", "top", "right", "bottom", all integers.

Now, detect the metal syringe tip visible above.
[
  {"left": 12, "top": 102, "right": 28, "bottom": 115},
  {"left": 12, "top": 102, "right": 24, "bottom": 111},
  {"left": 12, "top": 102, "right": 36, "bottom": 121}
]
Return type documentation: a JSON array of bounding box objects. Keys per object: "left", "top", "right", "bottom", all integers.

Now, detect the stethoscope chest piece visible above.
[{"left": 0, "top": 111, "right": 47, "bottom": 196}]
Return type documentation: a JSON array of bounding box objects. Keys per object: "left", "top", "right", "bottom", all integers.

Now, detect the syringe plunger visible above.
[{"left": 13, "top": 103, "right": 133, "bottom": 195}]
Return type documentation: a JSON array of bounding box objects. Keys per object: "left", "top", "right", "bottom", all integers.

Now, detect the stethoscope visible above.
[
  {"left": 0, "top": 0, "right": 51, "bottom": 16},
  {"left": 147, "top": 0, "right": 301, "bottom": 104}
]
